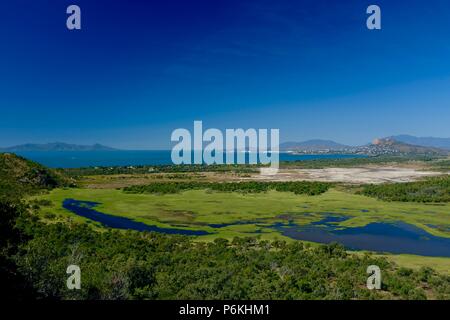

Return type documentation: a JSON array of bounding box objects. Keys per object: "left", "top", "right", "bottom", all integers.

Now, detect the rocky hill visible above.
[
  {"left": 281, "top": 137, "right": 448, "bottom": 156},
  {"left": 357, "top": 138, "right": 449, "bottom": 156},
  {"left": 388, "top": 135, "right": 450, "bottom": 150}
]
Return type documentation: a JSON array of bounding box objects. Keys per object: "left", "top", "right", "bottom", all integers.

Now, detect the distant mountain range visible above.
[
  {"left": 366, "top": 138, "right": 448, "bottom": 156},
  {"left": 0, "top": 142, "right": 118, "bottom": 152},
  {"left": 387, "top": 135, "right": 450, "bottom": 150},
  {"left": 280, "top": 135, "right": 450, "bottom": 156},
  {"left": 2, "top": 135, "right": 449, "bottom": 155}
]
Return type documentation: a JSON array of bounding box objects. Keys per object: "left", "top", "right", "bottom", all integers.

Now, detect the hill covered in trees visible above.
[{"left": 0, "top": 153, "right": 74, "bottom": 198}]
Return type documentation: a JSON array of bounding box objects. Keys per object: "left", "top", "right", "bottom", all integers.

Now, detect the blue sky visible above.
[{"left": 1, "top": 0, "right": 450, "bottom": 149}]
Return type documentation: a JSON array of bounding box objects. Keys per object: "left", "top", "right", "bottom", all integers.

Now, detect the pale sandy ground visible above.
[
  {"left": 81, "top": 166, "right": 448, "bottom": 188},
  {"left": 251, "top": 167, "right": 448, "bottom": 184}
]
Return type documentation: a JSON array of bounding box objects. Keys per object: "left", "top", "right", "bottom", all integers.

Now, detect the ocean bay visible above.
[{"left": 13, "top": 150, "right": 366, "bottom": 168}]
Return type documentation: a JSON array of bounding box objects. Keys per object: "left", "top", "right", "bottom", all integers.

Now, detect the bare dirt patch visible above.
[
  {"left": 251, "top": 166, "right": 447, "bottom": 184},
  {"left": 79, "top": 166, "right": 448, "bottom": 188}
]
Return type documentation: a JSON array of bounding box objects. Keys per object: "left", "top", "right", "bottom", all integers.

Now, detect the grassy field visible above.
[{"left": 34, "top": 187, "right": 450, "bottom": 239}]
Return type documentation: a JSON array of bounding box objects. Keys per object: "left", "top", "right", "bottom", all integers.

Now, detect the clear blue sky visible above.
[{"left": 1, "top": 0, "right": 450, "bottom": 149}]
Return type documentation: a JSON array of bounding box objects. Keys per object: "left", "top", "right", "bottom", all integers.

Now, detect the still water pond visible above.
[
  {"left": 63, "top": 199, "right": 210, "bottom": 236},
  {"left": 63, "top": 199, "right": 450, "bottom": 257},
  {"left": 271, "top": 216, "right": 450, "bottom": 257}
]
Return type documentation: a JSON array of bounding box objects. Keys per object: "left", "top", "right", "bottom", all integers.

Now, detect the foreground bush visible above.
[{"left": 11, "top": 217, "right": 450, "bottom": 300}]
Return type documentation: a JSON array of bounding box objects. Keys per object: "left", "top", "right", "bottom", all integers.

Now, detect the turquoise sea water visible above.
[{"left": 12, "top": 151, "right": 366, "bottom": 168}]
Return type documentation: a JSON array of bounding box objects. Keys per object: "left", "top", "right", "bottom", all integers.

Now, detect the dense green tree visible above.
[
  {"left": 360, "top": 176, "right": 450, "bottom": 203},
  {"left": 11, "top": 218, "right": 449, "bottom": 300}
]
